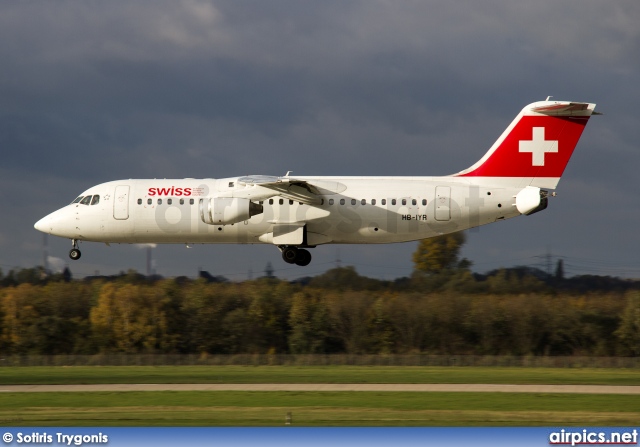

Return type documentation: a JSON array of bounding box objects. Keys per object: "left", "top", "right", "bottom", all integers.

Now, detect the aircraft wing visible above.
[{"left": 236, "top": 175, "right": 346, "bottom": 204}]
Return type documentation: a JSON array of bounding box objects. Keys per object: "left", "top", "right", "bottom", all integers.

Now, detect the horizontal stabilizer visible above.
[{"left": 531, "top": 102, "right": 595, "bottom": 116}]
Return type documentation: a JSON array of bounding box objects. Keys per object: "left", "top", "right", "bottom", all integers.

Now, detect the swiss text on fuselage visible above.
[{"left": 147, "top": 187, "right": 192, "bottom": 196}]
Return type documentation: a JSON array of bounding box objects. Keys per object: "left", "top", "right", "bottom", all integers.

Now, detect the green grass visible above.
[
  {"left": 1, "top": 366, "right": 638, "bottom": 426},
  {"left": 0, "top": 391, "right": 638, "bottom": 426},
  {"left": 1, "top": 365, "right": 639, "bottom": 385}
]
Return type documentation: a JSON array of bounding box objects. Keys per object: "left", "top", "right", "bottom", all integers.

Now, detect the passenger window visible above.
[
  {"left": 402, "top": 199, "right": 407, "bottom": 205},
  {"left": 422, "top": 199, "right": 427, "bottom": 205},
  {"left": 80, "top": 196, "right": 92, "bottom": 205},
  {"left": 382, "top": 199, "right": 386, "bottom": 205},
  {"left": 412, "top": 199, "right": 417, "bottom": 206},
  {"left": 279, "top": 199, "right": 284, "bottom": 205},
  {"left": 351, "top": 199, "right": 356, "bottom": 205},
  {"left": 72, "top": 196, "right": 83, "bottom": 204},
  {"left": 371, "top": 199, "right": 376, "bottom": 205},
  {"left": 329, "top": 199, "right": 334, "bottom": 205},
  {"left": 91, "top": 195, "right": 100, "bottom": 205},
  {"left": 289, "top": 200, "right": 294, "bottom": 205},
  {"left": 168, "top": 198, "right": 172, "bottom": 205},
  {"left": 158, "top": 199, "right": 162, "bottom": 205},
  {"left": 269, "top": 199, "right": 274, "bottom": 205},
  {"left": 361, "top": 199, "right": 366, "bottom": 205},
  {"left": 340, "top": 199, "right": 345, "bottom": 205},
  {"left": 138, "top": 199, "right": 142, "bottom": 205},
  {"left": 190, "top": 199, "right": 194, "bottom": 205},
  {"left": 392, "top": 199, "right": 396, "bottom": 205},
  {"left": 320, "top": 199, "right": 324, "bottom": 205},
  {"left": 180, "top": 198, "right": 185, "bottom": 205},
  {"left": 148, "top": 199, "right": 152, "bottom": 205}
]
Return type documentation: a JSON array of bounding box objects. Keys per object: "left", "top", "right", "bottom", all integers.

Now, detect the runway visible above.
[{"left": 1, "top": 383, "right": 640, "bottom": 394}]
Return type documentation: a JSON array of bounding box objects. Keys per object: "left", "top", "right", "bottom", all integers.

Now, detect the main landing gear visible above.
[
  {"left": 280, "top": 246, "right": 312, "bottom": 266},
  {"left": 69, "top": 239, "right": 81, "bottom": 261}
]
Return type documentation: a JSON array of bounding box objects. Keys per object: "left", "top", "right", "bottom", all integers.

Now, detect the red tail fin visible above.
[{"left": 455, "top": 100, "right": 597, "bottom": 189}]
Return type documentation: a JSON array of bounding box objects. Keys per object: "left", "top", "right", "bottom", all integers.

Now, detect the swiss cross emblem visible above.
[{"left": 519, "top": 127, "right": 558, "bottom": 166}]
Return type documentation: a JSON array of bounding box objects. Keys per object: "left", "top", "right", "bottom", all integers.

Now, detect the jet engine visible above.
[
  {"left": 515, "top": 186, "right": 548, "bottom": 216},
  {"left": 200, "top": 197, "right": 263, "bottom": 225}
]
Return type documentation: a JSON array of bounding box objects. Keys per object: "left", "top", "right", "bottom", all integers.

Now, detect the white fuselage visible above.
[{"left": 36, "top": 176, "right": 522, "bottom": 246}]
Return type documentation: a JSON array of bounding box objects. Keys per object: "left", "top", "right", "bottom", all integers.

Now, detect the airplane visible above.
[{"left": 34, "top": 99, "right": 598, "bottom": 267}]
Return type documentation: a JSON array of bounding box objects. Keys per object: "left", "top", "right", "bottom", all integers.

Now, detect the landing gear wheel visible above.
[
  {"left": 69, "top": 248, "right": 82, "bottom": 260},
  {"left": 294, "top": 249, "right": 312, "bottom": 266},
  {"left": 281, "top": 246, "right": 298, "bottom": 264}
]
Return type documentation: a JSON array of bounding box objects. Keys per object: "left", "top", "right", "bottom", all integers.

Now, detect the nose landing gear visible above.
[
  {"left": 280, "top": 246, "right": 312, "bottom": 266},
  {"left": 69, "top": 239, "right": 81, "bottom": 260}
]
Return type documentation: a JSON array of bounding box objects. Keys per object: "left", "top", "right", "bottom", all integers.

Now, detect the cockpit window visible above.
[
  {"left": 91, "top": 195, "right": 100, "bottom": 205},
  {"left": 80, "top": 196, "right": 92, "bottom": 205},
  {"left": 72, "top": 196, "right": 84, "bottom": 204}
]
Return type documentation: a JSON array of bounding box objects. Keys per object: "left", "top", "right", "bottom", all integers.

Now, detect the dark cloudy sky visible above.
[{"left": 2, "top": 0, "right": 639, "bottom": 280}]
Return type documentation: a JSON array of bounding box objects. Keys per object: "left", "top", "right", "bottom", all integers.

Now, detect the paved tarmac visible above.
[{"left": 1, "top": 384, "right": 639, "bottom": 394}]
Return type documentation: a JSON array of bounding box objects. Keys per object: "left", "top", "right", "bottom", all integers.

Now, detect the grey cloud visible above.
[{"left": 1, "top": 0, "right": 639, "bottom": 278}]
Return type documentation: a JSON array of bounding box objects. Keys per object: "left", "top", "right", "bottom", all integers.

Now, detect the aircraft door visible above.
[
  {"left": 435, "top": 186, "right": 451, "bottom": 221},
  {"left": 113, "top": 185, "right": 130, "bottom": 220}
]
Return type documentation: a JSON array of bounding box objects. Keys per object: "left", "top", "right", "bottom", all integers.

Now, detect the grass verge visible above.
[{"left": 0, "top": 391, "right": 638, "bottom": 426}]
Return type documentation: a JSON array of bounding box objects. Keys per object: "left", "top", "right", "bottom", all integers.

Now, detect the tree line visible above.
[
  {"left": 2, "top": 232, "right": 638, "bottom": 357},
  {"left": 1, "top": 269, "right": 639, "bottom": 357}
]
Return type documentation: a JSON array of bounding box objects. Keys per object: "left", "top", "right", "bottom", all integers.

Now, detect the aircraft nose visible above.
[
  {"left": 34, "top": 208, "right": 77, "bottom": 237},
  {"left": 34, "top": 215, "right": 52, "bottom": 233}
]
